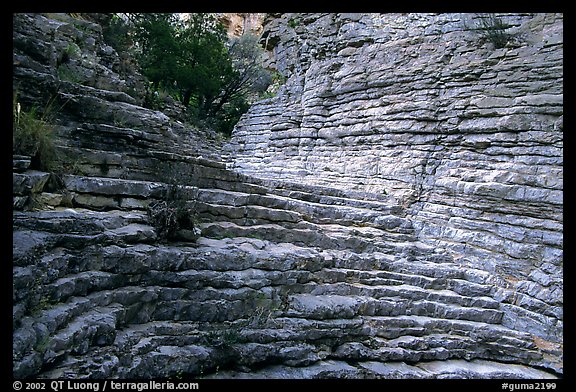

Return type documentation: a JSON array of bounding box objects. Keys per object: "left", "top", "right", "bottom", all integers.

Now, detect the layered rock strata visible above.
[
  {"left": 13, "top": 13, "right": 562, "bottom": 379},
  {"left": 227, "top": 11, "right": 563, "bottom": 360},
  {"left": 12, "top": 168, "right": 561, "bottom": 379}
]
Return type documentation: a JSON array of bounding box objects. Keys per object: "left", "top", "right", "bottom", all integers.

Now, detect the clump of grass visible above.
[
  {"left": 13, "top": 93, "right": 56, "bottom": 171},
  {"left": 471, "top": 13, "right": 520, "bottom": 49}
]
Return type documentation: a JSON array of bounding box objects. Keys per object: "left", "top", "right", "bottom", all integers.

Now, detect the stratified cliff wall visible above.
[
  {"left": 227, "top": 12, "right": 563, "bottom": 347},
  {"left": 13, "top": 13, "right": 562, "bottom": 379}
]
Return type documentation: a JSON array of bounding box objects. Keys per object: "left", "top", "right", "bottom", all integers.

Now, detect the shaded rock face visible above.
[
  {"left": 13, "top": 13, "right": 223, "bottom": 181},
  {"left": 13, "top": 13, "right": 562, "bottom": 379}
]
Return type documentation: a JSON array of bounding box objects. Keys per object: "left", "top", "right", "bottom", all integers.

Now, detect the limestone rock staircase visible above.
[{"left": 12, "top": 156, "right": 560, "bottom": 379}]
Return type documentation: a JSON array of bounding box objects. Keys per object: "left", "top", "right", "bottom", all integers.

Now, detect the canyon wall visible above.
[
  {"left": 13, "top": 13, "right": 562, "bottom": 379},
  {"left": 227, "top": 11, "right": 563, "bottom": 349}
]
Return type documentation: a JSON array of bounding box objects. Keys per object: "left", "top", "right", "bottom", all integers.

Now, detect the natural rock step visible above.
[
  {"left": 15, "top": 217, "right": 500, "bottom": 304},
  {"left": 14, "top": 239, "right": 325, "bottom": 285},
  {"left": 360, "top": 316, "right": 553, "bottom": 368},
  {"left": 36, "top": 320, "right": 206, "bottom": 379},
  {"left": 35, "top": 346, "right": 121, "bottom": 379},
  {"left": 232, "top": 313, "right": 526, "bottom": 349},
  {"left": 21, "top": 278, "right": 501, "bottom": 323},
  {"left": 197, "top": 186, "right": 405, "bottom": 220},
  {"left": 196, "top": 202, "right": 303, "bottom": 225},
  {"left": 201, "top": 358, "right": 557, "bottom": 379},
  {"left": 387, "top": 260, "right": 512, "bottom": 295},
  {"left": 62, "top": 174, "right": 169, "bottom": 197},
  {"left": 13, "top": 224, "right": 157, "bottom": 267},
  {"left": 16, "top": 170, "right": 411, "bottom": 235},
  {"left": 283, "top": 294, "right": 503, "bottom": 324},
  {"left": 196, "top": 191, "right": 413, "bottom": 232},
  {"left": 30, "top": 289, "right": 509, "bottom": 347},
  {"left": 332, "top": 335, "right": 509, "bottom": 365},
  {"left": 13, "top": 206, "right": 548, "bottom": 376},
  {"left": 327, "top": 250, "right": 468, "bottom": 280},
  {"left": 15, "top": 290, "right": 164, "bottom": 379},
  {"left": 12, "top": 210, "right": 159, "bottom": 263},
  {"left": 239, "top": 314, "right": 544, "bottom": 369},
  {"left": 42, "top": 327, "right": 329, "bottom": 378},
  {"left": 300, "top": 281, "right": 500, "bottom": 309},
  {"left": 68, "top": 123, "right": 166, "bottom": 152},
  {"left": 13, "top": 154, "right": 32, "bottom": 172},
  {"left": 14, "top": 166, "right": 271, "bottom": 211},
  {"left": 14, "top": 286, "right": 161, "bottom": 347},
  {"left": 22, "top": 273, "right": 501, "bottom": 327},
  {"left": 198, "top": 221, "right": 418, "bottom": 253},
  {"left": 14, "top": 269, "right": 122, "bottom": 305},
  {"left": 13, "top": 171, "right": 52, "bottom": 196},
  {"left": 46, "top": 304, "right": 124, "bottom": 361},
  {"left": 15, "top": 303, "right": 131, "bottom": 379},
  {"left": 110, "top": 318, "right": 366, "bottom": 348},
  {"left": 233, "top": 169, "right": 399, "bottom": 202},
  {"left": 13, "top": 209, "right": 149, "bottom": 235},
  {"left": 315, "top": 268, "right": 493, "bottom": 297},
  {"left": 29, "top": 312, "right": 554, "bottom": 379},
  {"left": 255, "top": 177, "right": 402, "bottom": 207},
  {"left": 15, "top": 231, "right": 499, "bottom": 315},
  {"left": 364, "top": 314, "right": 535, "bottom": 344}
]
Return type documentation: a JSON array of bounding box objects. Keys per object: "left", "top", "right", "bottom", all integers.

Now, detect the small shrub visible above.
[
  {"left": 57, "top": 63, "right": 82, "bottom": 83},
  {"left": 102, "top": 14, "right": 133, "bottom": 53},
  {"left": 64, "top": 42, "right": 81, "bottom": 59},
  {"left": 13, "top": 94, "right": 56, "bottom": 171},
  {"left": 471, "top": 14, "right": 518, "bottom": 49},
  {"left": 147, "top": 184, "right": 198, "bottom": 242},
  {"left": 99, "top": 158, "right": 110, "bottom": 175},
  {"left": 205, "top": 327, "right": 244, "bottom": 349},
  {"left": 287, "top": 17, "right": 299, "bottom": 29},
  {"left": 259, "top": 69, "right": 287, "bottom": 100},
  {"left": 143, "top": 85, "right": 173, "bottom": 111}
]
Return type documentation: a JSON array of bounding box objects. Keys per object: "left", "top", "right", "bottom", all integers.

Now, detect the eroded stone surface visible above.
[
  {"left": 13, "top": 12, "right": 562, "bottom": 379},
  {"left": 227, "top": 11, "right": 563, "bottom": 358}
]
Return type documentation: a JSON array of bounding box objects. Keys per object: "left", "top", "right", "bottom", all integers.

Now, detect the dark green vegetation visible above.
[
  {"left": 13, "top": 93, "right": 56, "bottom": 171},
  {"left": 472, "top": 13, "right": 520, "bottom": 49},
  {"left": 102, "top": 13, "right": 271, "bottom": 136}
]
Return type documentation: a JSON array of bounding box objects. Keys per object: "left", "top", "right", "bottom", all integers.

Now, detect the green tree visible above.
[
  {"left": 130, "top": 13, "right": 231, "bottom": 111},
  {"left": 177, "top": 13, "right": 231, "bottom": 109},
  {"left": 207, "top": 33, "right": 272, "bottom": 135},
  {"left": 131, "top": 13, "right": 181, "bottom": 91},
  {"left": 209, "top": 33, "right": 272, "bottom": 118},
  {"left": 110, "top": 13, "right": 271, "bottom": 136}
]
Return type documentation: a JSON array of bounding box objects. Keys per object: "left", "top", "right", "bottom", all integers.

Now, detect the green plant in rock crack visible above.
[
  {"left": 28, "top": 274, "right": 55, "bottom": 316},
  {"left": 287, "top": 17, "right": 300, "bottom": 29},
  {"left": 245, "top": 291, "right": 283, "bottom": 328},
  {"left": 13, "top": 92, "right": 57, "bottom": 171},
  {"left": 57, "top": 64, "right": 83, "bottom": 83},
  {"left": 34, "top": 335, "right": 52, "bottom": 355},
  {"left": 467, "top": 13, "right": 522, "bottom": 49},
  {"left": 147, "top": 165, "right": 199, "bottom": 242},
  {"left": 205, "top": 327, "right": 244, "bottom": 349}
]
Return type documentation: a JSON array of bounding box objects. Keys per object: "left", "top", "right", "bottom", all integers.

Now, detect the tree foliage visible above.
[{"left": 101, "top": 13, "right": 271, "bottom": 136}]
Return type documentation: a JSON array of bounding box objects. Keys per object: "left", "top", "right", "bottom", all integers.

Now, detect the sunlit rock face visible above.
[{"left": 215, "top": 13, "right": 266, "bottom": 38}]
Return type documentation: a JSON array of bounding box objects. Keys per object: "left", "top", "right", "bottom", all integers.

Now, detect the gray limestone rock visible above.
[{"left": 12, "top": 12, "right": 562, "bottom": 381}]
